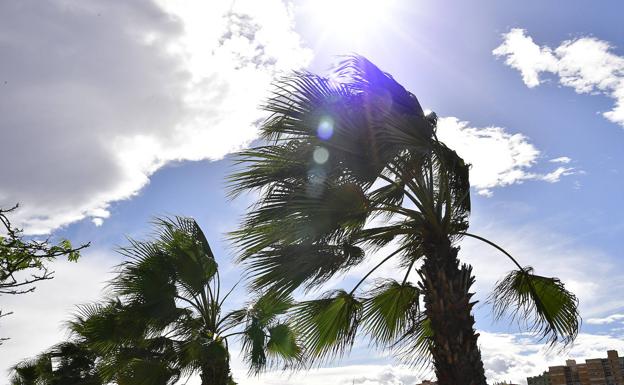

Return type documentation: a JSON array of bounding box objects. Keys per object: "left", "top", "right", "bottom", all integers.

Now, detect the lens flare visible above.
[
  {"left": 317, "top": 118, "right": 334, "bottom": 140},
  {"left": 313, "top": 146, "right": 330, "bottom": 164}
]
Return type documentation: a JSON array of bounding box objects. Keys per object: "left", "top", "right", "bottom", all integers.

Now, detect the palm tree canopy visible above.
[
  {"left": 12, "top": 217, "right": 301, "bottom": 385},
  {"left": 228, "top": 55, "right": 580, "bottom": 365}
]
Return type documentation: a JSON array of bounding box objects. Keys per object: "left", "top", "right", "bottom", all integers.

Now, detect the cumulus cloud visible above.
[
  {"left": 493, "top": 28, "right": 624, "bottom": 127},
  {"left": 436, "top": 117, "right": 574, "bottom": 195},
  {"left": 0, "top": 0, "right": 311, "bottom": 234}
]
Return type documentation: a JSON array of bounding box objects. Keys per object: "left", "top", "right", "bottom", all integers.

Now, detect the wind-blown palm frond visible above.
[
  {"left": 392, "top": 311, "right": 433, "bottom": 368},
  {"left": 490, "top": 267, "right": 580, "bottom": 346},
  {"left": 237, "top": 291, "right": 300, "bottom": 374},
  {"left": 246, "top": 243, "right": 364, "bottom": 293},
  {"left": 292, "top": 290, "right": 361, "bottom": 362},
  {"left": 10, "top": 341, "right": 101, "bottom": 385},
  {"left": 362, "top": 279, "right": 421, "bottom": 347},
  {"left": 10, "top": 355, "right": 54, "bottom": 385},
  {"left": 265, "top": 323, "right": 300, "bottom": 363}
]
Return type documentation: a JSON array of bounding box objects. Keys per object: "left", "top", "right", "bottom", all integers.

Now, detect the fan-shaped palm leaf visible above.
[
  {"left": 292, "top": 290, "right": 361, "bottom": 362},
  {"left": 490, "top": 267, "right": 580, "bottom": 346}
]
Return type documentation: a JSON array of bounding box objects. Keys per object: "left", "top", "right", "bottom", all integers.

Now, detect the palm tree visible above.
[
  {"left": 12, "top": 217, "right": 300, "bottom": 385},
  {"left": 228, "top": 56, "right": 580, "bottom": 385},
  {"left": 10, "top": 341, "right": 101, "bottom": 385}
]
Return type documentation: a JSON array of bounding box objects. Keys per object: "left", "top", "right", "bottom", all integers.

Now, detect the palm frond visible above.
[
  {"left": 246, "top": 243, "right": 364, "bottom": 293},
  {"left": 266, "top": 323, "right": 301, "bottom": 366},
  {"left": 490, "top": 267, "right": 580, "bottom": 346},
  {"left": 361, "top": 279, "right": 421, "bottom": 347},
  {"left": 333, "top": 55, "right": 425, "bottom": 117},
  {"left": 292, "top": 290, "right": 362, "bottom": 362},
  {"left": 10, "top": 354, "right": 53, "bottom": 385},
  {"left": 392, "top": 311, "right": 433, "bottom": 368}
]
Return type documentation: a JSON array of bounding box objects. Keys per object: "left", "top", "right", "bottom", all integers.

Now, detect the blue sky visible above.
[{"left": 1, "top": 1, "right": 624, "bottom": 384}]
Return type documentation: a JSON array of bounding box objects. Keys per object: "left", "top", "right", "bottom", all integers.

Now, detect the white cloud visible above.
[
  {"left": 436, "top": 117, "right": 573, "bottom": 195},
  {"left": 492, "top": 29, "right": 558, "bottom": 88},
  {"left": 478, "top": 331, "right": 624, "bottom": 385},
  {"left": 494, "top": 28, "right": 624, "bottom": 127},
  {"left": 234, "top": 365, "right": 424, "bottom": 385},
  {"left": 539, "top": 166, "right": 575, "bottom": 183},
  {"left": 587, "top": 313, "right": 624, "bottom": 325},
  {"left": 0, "top": 0, "right": 311, "bottom": 234},
  {"left": 550, "top": 156, "right": 572, "bottom": 164}
]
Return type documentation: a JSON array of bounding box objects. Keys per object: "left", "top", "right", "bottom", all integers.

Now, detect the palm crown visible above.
[{"left": 229, "top": 55, "right": 580, "bottom": 385}]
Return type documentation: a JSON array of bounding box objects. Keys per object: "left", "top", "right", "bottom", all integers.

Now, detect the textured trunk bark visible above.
[
  {"left": 200, "top": 362, "right": 233, "bottom": 385},
  {"left": 420, "top": 238, "right": 487, "bottom": 385}
]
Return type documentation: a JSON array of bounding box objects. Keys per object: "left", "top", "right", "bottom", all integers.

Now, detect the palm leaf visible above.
[
  {"left": 361, "top": 279, "right": 421, "bottom": 347},
  {"left": 490, "top": 267, "right": 580, "bottom": 346},
  {"left": 292, "top": 290, "right": 362, "bottom": 362},
  {"left": 246, "top": 243, "right": 364, "bottom": 293},
  {"left": 392, "top": 311, "right": 433, "bottom": 368},
  {"left": 266, "top": 323, "right": 301, "bottom": 364}
]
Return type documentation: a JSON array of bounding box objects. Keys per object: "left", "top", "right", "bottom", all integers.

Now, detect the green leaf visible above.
[
  {"left": 392, "top": 312, "right": 433, "bottom": 368},
  {"left": 490, "top": 267, "right": 580, "bottom": 346},
  {"left": 292, "top": 290, "right": 361, "bottom": 362},
  {"left": 266, "top": 323, "right": 300, "bottom": 361},
  {"left": 246, "top": 243, "right": 364, "bottom": 293},
  {"left": 362, "top": 279, "right": 420, "bottom": 346}
]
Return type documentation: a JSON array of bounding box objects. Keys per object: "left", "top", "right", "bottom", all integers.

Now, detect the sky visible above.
[{"left": 1, "top": 0, "right": 624, "bottom": 384}]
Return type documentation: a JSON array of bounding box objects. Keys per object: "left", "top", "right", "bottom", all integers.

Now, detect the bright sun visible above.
[{"left": 305, "top": 0, "right": 398, "bottom": 42}]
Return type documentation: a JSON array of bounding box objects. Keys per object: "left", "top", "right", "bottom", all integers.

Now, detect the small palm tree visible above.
[
  {"left": 10, "top": 341, "right": 101, "bottom": 385},
  {"left": 228, "top": 56, "right": 580, "bottom": 385},
  {"left": 12, "top": 217, "right": 300, "bottom": 385}
]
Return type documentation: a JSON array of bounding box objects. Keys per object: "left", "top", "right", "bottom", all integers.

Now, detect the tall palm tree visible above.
[
  {"left": 228, "top": 56, "right": 580, "bottom": 385},
  {"left": 12, "top": 217, "right": 300, "bottom": 385}
]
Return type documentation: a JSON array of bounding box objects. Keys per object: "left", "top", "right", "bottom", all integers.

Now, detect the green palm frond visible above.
[
  {"left": 154, "top": 217, "right": 218, "bottom": 294},
  {"left": 241, "top": 317, "right": 268, "bottom": 374},
  {"left": 362, "top": 279, "right": 421, "bottom": 347},
  {"left": 292, "top": 290, "right": 362, "bottom": 362},
  {"left": 236, "top": 291, "right": 300, "bottom": 374},
  {"left": 490, "top": 267, "right": 580, "bottom": 346},
  {"left": 10, "top": 341, "right": 101, "bottom": 385},
  {"left": 10, "top": 354, "right": 53, "bottom": 385},
  {"left": 248, "top": 290, "right": 294, "bottom": 324},
  {"left": 266, "top": 323, "right": 301, "bottom": 363},
  {"left": 392, "top": 311, "right": 433, "bottom": 368},
  {"left": 246, "top": 243, "right": 364, "bottom": 293}
]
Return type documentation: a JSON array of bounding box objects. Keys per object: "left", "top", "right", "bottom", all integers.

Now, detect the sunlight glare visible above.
[{"left": 308, "top": 0, "right": 397, "bottom": 40}]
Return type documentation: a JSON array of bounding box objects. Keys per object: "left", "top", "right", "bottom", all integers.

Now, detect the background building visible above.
[{"left": 527, "top": 350, "right": 624, "bottom": 385}]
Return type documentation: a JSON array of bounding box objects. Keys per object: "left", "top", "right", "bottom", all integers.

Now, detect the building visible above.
[
  {"left": 527, "top": 350, "right": 624, "bottom": 385},
  {"left": 528, "top": 372, "right": 551, "bottom": 385}
]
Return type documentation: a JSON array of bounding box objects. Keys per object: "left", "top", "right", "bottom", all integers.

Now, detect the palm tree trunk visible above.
[
  {"left": 200, "top": 362, "right": 233, "bottom": 385},
  {"left": 420, "top": 239, "right": 487, "bottom": 385}
]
